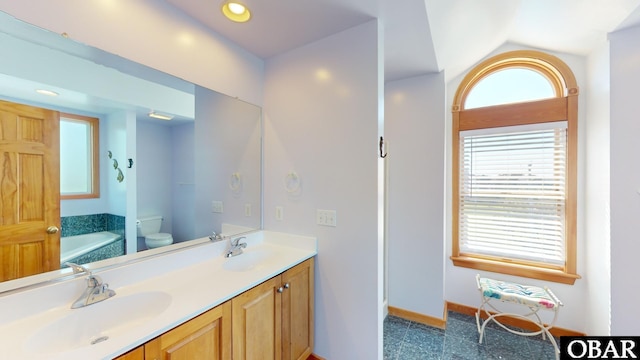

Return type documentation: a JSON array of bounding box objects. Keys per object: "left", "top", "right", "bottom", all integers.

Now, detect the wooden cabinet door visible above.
[
  {"left": 232, "top": 276, "right": 282, "bottom": 360},
  {"left": 281, "top": 258, "right": 314, "bottom": 360},
  {"left": 0, "top": 100, "right": 60, "bottom": 282},
  {"left": 113, "top": 345, "right": 144, "bottom": 360},
  {"left": 144, "top": 301, "right": 231, "bottom": 360}
]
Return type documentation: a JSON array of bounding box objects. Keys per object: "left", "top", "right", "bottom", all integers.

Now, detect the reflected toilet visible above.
[{"left": 136, "top": 215, "right": 174, "bottom": 249}]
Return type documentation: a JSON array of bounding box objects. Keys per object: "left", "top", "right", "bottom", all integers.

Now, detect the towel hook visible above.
[{"left": 379, "top": 136, "right": 387, "bottom": 158}]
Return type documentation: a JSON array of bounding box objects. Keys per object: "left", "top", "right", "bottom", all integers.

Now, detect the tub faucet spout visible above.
[{"left": 65, "top": 262, "right": 116, "bottom": 309}]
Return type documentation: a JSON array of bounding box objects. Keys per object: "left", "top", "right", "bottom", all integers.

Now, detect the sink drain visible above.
[{"left": 90, "top": 335, "right": 109, "bottom": 345}]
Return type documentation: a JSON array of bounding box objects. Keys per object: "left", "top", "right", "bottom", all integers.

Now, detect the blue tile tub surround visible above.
[
  {"left": 62, "top": 237, "right": 125, "bottom": 266},
  {"left": 384, "top": 311, "right": 557, "bottom": 360},
  {"left": 61, "top": 213, "right": 125, "bottom": 238},
  {"left": 105, "top": 213, "right": 125, "bottom": 238}
]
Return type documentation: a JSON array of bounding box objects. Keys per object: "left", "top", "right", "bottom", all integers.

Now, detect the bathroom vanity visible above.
[
  {"left": 0, "top": 231, "right": 316, "bottom": 360},
  {"left": 116, "top": 258, "right": 314, "bottom": 360}
]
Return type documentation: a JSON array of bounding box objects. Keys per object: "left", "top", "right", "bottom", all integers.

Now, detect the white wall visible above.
[
  {"left": 609, "top": 25, "right": 640, "bottom": 335},
  {"left": 263, "top": 21, "right": 382, "bottom": 359},
  {"left": 444, "top": 43, "right": 589, "bottom": 332},
  {"left": 0, "top": 0, "right": 264, "bottom": 105},
  {"left": 104, "top": 111, "right": 131, "bottom": 218},
  {"left": 136, "top": 121, "right": 173, "bottom": 234},
  {"left": 0, "top": 30, "right": 194, "bottom": 120},
  {"left": 194, "top": 87, "right": 262, "bottom": 238},
  {"left": 121, "top": 110, "right": 138, "bottom": 254},
  {"left": 171, "top": 123, "right": 196, "bottom": 242},
  {"left": 385, "top": 73, "right": 446, "bottom": 318},
  {"left": 584, "top": 42, "right": 611, "bottom": 336}
]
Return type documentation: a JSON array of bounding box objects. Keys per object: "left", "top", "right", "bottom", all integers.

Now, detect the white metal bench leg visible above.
[{"left": 475, "top": 275, "right": 562, "bottom": 360}]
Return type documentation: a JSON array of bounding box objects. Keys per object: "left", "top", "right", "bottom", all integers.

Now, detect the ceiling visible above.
[
  {"left": 165, "top": 0, "right": 640, "bottom": 82},
  {"left": 1, "top": 0, "right": 640, "bottom": 118}
]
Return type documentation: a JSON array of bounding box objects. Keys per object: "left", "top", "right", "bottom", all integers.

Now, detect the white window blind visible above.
[{"left": 459, "top": 121, "right": 567, "bottom": 266}]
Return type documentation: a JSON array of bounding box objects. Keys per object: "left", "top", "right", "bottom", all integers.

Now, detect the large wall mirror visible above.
[{"left": 0, "top": 12, "right": 262, "bottom": 286}]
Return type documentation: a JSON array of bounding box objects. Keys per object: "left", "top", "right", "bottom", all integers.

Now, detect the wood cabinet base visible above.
[{"left": 113, "top": 258, "right": 314, "bottom": 360}]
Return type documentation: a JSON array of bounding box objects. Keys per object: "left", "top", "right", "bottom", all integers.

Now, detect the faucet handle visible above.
[{"left": 86, "top": 275, "right": 103, "bottom": 288}]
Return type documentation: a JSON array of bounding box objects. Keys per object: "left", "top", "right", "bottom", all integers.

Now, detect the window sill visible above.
[{"left": 451, "top": 256, "right": 580, "bottom": 285}]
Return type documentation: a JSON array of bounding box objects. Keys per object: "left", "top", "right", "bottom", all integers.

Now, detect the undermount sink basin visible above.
[
  {"left": 25, "top": 291, "right": 172, "bottom": 354},
  {"left": 223, "top": 248, "right": 276, "bottom": 272}
]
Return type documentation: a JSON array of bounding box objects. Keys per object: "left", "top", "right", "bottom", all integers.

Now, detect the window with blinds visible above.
[
  {"left": 451, "top": 50, "right": 579, "bottom": 283},
  {"left": 459, "top": 122, "right": 567, "bottom": 267}
]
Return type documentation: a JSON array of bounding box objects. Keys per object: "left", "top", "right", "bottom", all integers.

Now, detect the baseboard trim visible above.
[
  {"left": 387, "top": 302, "right": 585, "bottom": 337},
  {"left": 445, "top": 301, "right": 586, "bottom": 337},
  {"left": 307, "top": 354, "right": 326, "bottom": 360},
  {"left": 388, "top": 306, "right": 447, "bottom": 329}
]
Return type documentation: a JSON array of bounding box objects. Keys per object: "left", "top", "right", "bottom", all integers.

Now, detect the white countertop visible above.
[{"left": 0, "top": 230, "right": 317, "bottom": 360}]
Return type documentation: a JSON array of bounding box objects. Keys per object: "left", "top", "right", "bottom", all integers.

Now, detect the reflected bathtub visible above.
[{"left": 60, "top": 231, "right": 122, "bottom": 264}]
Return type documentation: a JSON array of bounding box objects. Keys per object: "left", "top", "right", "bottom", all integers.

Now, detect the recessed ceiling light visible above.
[
  {"left": 148, "top": 111, "right": 173, "bottom": 121},
  {"left": 35, "top": 89, "right": 59, "bottom": 97},
  {"left": 222, "top": 1, "right": 251, "bottom": 23}
]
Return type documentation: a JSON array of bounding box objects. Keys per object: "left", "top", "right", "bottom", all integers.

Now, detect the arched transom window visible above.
[{"left": 451, "top": 50, "right": 580, "bottom": 284}]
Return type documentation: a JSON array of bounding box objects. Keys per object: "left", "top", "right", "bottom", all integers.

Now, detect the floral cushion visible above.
[{"left": 479, "top": 277, "right": 559, "bottom": 310}]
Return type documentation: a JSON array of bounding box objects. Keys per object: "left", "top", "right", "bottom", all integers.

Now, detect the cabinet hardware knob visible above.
[
  {"left": 284, "top": 283, "right": 290, "bottom": 289},
  {"left": 277, "top": 287, "right": 284, "bottom": 293}
]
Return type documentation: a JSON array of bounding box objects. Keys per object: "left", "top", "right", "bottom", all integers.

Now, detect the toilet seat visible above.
[{"left": 145, "top": 232, "right": 173, "bottom": 249}]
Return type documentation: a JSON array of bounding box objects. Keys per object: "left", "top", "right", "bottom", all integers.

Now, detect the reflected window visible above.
[{"left": 60, "top": 113, "right": 99, "bottom": 199}]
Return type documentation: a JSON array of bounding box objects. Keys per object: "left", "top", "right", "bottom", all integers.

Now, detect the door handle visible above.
[{"left": 46, "top": 226, "right": 59, "bottom": 234}]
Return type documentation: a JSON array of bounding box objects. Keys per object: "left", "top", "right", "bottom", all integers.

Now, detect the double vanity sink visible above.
[{"left": 0, "top": 231, "right": 317, "bottom": 359}]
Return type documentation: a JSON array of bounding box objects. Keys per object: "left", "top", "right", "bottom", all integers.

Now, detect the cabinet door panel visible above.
[
  {"left": 113, "top": 345, "right": 144, "bottom": 360},
  {"left": 145, "top": 301, "right": 231, "bottom": 360},
  {"left": 282, "top": 258, "right": 314, "bottom": 360},
  {"left": 232, "top": 276, "right": 281, "bottom": 360}
]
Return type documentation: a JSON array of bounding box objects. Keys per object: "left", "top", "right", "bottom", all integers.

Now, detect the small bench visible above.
[{"left": 475, "top": 274, "right": 563, "bottom": 359}]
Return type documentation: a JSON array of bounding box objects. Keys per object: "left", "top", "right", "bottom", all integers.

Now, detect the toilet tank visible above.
[{"left": 136, "top": 215, "right": 163, "bottom": 237}]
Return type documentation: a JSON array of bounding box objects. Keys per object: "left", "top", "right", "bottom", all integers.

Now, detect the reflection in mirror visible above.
[
  {"left": 60, "top": 113, "right": 99, "bottom": 199},
  {"left": 136, "top": 90, "right": 262, "bottom": 250},
  {"left": 0, "top": 12, "right": 262, "bottom": 287}
]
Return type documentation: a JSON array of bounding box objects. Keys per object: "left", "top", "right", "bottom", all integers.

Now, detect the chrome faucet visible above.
[
  {"left": 65, "top": 262, "right": 116, "bottom": 309},
  {"left": 225, "top": 236, "right": 247, "bottom": 258},
  {"left": 209, "top": 231, "right": 225, "bottom": 242}
]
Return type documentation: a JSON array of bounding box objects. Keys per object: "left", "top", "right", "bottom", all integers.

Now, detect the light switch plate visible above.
[
  {"left": 316, "top": 209, "right": 336, "bottom": 227},
  {"left": 212, "top": 201, "right": 224, "bottom": 213}
]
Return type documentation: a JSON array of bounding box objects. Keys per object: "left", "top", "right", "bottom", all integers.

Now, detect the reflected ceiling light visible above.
[
  {"left": 222, "top": 1, "right": 251, "bottom": 23},
  {"left": 35, "top": 89, "right": 59, "bottom": 96},
  {"left": 315, "top": 68, "right": 331, "bottom": 82},
  {"left": 148, "top": 111, "right": 173, "bottom": 121}
]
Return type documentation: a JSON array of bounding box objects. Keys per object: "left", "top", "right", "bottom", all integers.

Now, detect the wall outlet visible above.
[
  {"left": 211, "top": 200, "right": 224, "bottom": 213},
  {"left": 316, "top": 209, "right": 337, "bottom": 227},
  {"left": 275, "top": 206, "right": 283, "bottom": 221},
  {"left": 245, "top": 203, "right": 252, "bottom": 217}
]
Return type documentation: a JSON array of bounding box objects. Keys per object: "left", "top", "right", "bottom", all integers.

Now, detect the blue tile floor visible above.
[{"left": 384, "top": 311, "right": 558, "bottom": 359}]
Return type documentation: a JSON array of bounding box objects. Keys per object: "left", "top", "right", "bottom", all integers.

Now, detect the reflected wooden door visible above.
[{"left": 0, "top": 99, "right": 60, "bottom": 282}]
